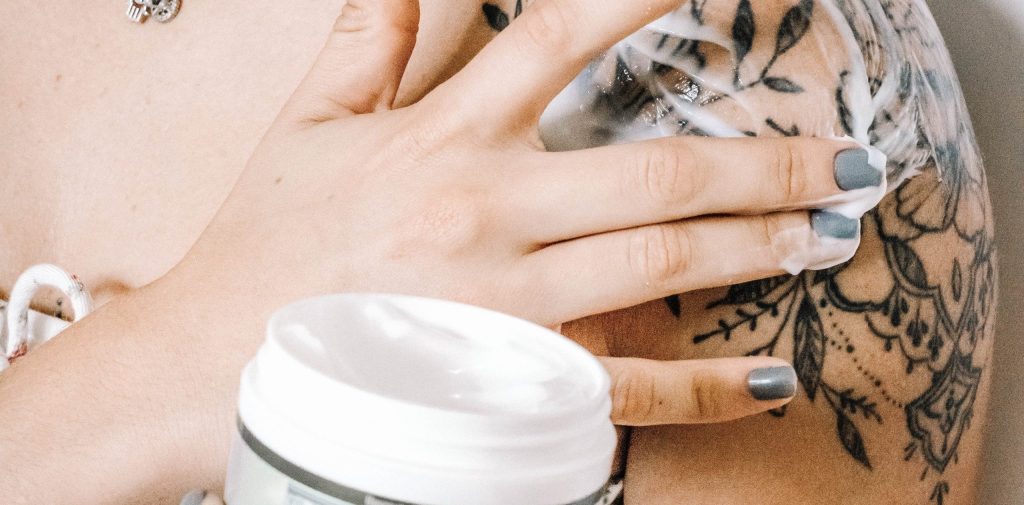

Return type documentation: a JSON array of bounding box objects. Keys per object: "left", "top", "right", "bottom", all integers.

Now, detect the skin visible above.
[{"left": 0, "top": 0, "right": 994, "bottom": 504}]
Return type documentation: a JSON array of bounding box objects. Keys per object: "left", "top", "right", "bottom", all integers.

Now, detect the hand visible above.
[
  {"left": 0, "top": 1, "right": 889, "bottom": 502},
  {"left": 181, "top": 0, "right": 881, "bottom": 425}
]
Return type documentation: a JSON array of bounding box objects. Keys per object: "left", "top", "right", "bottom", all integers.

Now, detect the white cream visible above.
[
  {"left": 775, "top": 142, "right": 888, "bottom": 274},
  {"left": 539, "top": 0, "right": 955, "bottom": 277},
  {"left": 304, "top": 298, "right": 599, "bottom": 416}
]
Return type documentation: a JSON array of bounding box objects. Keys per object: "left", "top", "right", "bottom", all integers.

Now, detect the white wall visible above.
[{"left": 925, "top": 1, "right": 1024, "bottom": 503}]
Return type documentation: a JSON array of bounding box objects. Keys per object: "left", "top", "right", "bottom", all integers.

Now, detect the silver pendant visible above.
[{"left": 126, "top": 0, "right": 180, "bottom": 23}]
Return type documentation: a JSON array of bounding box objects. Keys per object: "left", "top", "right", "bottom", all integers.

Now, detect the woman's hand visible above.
[
  {"left": 0, "top": 1, "right": 890, "bottom": 502},
  {"left": 185, "top": 0, "right": 881, "bottom": 425}
]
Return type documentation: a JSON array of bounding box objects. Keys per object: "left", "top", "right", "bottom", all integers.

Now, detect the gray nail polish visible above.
[
  {"left": 747, "top": 366, "right": 798, "bottom": 401},
  {"left": 179, "top": 490, "right": 207, "bottom": 505},
  {"left": 834, "top": 148, "right": 883, "bottom": 190},
  {"left": 812, "top": 211, "right": 860, "bottom": 239}
]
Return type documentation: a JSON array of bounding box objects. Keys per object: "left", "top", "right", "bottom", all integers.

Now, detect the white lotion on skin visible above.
[
  {"left": 225, "top": 294, "right": 616, "bottom": 505},
  {"left": 776, "top": 142, "right": 888, "bottom": 274},
  {"left": 806, "top": 142, "right": 889, "bottom": 219},
  {"left": 538, "top": 0, "right": 960, "bottom": 275}
]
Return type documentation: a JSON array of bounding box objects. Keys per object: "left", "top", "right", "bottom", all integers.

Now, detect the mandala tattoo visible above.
[
  {"left": 484, "top": 0, "right": 996, "bottom": 502},
  {"left": 678, "top": 1, "right": 994, "bottom": 502}
]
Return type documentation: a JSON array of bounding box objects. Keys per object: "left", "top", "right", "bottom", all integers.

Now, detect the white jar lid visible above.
[{"left": 237, "top": 294, "right": 616, "bottom": 505}]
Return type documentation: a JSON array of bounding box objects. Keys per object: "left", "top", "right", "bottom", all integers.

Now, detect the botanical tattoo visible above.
[
  {"left": 676, "top": 1, "right": 992, "bottom": 503},
  {"left": 482, "top": 0, "right": 523, "bottom": 32},
  {"left": 484, "top": 0, "right": 995, "bottom": 502}
]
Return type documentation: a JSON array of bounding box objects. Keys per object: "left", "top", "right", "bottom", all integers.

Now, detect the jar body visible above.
[
  {"left": 226, "top": 293, "right": 619, "bottom": 505},
  {"left": 225, "top": 428, "right": 365, "bottom": 505},
  {"left": 224, "top": 424, "right": 619, "bottom": 505}
]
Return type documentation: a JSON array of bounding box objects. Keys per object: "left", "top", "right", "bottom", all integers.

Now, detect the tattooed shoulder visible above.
[
  {"left": 666, "top": 1, "right": 995, "bottom": 503},
  {"left": 483, "top": 0, "right": 995, "bottom": 502}
]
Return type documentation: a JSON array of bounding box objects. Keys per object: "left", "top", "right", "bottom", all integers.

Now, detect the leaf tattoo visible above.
[
  {"left": 793, "top": 295, "right": 827, "bottom": 400},
  {"left": 951, "top": 260, "right": 963, "bottom": 302},
  {"left": 483, "top": 0, "right": 523, "bottom": 32},
  {"left": 710, "top": 276, "right": 791, "bottom": 307},
  {"left": 730, "top": 0, "right": 812, "bottom": 94},
  {"left": 690, "top": 0, "right": 708, "bottom": 25},
  {"left": 837, "top": 411, "right": 873, "bottom": 469},
  {"left": 482, "top": 3, "right": 510, "bottom": 31},
  {"left": 890, "top": 240, "right": 930, "bottom": 289},
  {"left": 765, "top": 117, "right": 801, "bottom": 137},
  {"left": 836, "top": 70, "right": 856, "bottom": 135},
  {"left": 775, "top": 0, "right": 815, "bottom": 56},
  {"left": 930, "top": 482, "right": 950, "bottom": 505},
  {"left": 763, "top": 76, "right": 805, "bottom": 93},
  {"left": 664, "top": 295, "right": 682, "bottom": 318},
  {"left": 732, "top": 0, "right": 756, "bottom": 65}
]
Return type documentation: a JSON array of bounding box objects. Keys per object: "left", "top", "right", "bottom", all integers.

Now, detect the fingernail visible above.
[
  {"left": 179, "top": 490, "right": 207, "bottom": 505},
  {"left": 812, "top": 211, "right": 860, "bottom": 239},
  {"left": 747, "top": 366, "right": 798, "bottom": 401},
  {"left": 834, "top": 148, "right": 883, "bottom": 190}
]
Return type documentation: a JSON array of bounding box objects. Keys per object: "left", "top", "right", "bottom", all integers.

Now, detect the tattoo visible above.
[
  {"left": 483, "top": 0, "right": 995, "bottom": 501},
  {"left": 930, "top": 481, "right": 950, "bottom": 505},
  {"left": 731, "top": 0, "right": 814, "bottom": 92},
  {"left": 482, "top": 0, "right": 522, "bottom": 32},
  {"left": 691, "top": 0, "right": 709, "bottom": 25},
  {"left": 667, "top": 0, "right": 995, "bottom": 501}
]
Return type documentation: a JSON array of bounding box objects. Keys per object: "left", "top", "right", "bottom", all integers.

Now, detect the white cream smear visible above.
[
  {"left": 539, "top": 0, "right": 970, "bottom": 276},
  {"left": 772, "top": 141, "right": 888, "bottom": 274}
]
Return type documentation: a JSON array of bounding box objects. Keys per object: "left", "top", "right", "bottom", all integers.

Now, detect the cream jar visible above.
[{"left": 224, "top": 294, "right": 617, "bottom": 505}]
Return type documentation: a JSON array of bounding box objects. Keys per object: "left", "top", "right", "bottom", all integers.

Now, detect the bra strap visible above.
[{"left": 1, "top": 264, "right": 93, "bottom": 371}]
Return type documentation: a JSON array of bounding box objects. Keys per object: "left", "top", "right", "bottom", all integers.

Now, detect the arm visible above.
[
  {"left": 581, "top": 0, "right": 998, "bottom": 502},
  {"left": 0, "top": 268, "right": 265, "bottom": 504}
]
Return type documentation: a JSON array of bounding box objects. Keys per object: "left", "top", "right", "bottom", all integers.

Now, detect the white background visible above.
[{"left": 925, "top": 0, "right": 1024, "bottom": 503}]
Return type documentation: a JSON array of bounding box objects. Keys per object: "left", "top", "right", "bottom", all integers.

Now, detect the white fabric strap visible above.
[{"left": 0, "top": 264, "right": 93, "bottom": 371}]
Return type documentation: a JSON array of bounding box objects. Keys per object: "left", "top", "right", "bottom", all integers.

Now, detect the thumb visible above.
[{"left": 281, "top": 0, "right": 420, "bottom": 123}]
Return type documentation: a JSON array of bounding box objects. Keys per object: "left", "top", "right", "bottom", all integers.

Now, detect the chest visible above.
[{"left": 0, "top": 0, "right": 490, "bottom": 305}]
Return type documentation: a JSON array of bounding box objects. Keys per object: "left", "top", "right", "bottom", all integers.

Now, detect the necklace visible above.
[{"left": 126, "top": 0, "right": 180, "bottom": 23}]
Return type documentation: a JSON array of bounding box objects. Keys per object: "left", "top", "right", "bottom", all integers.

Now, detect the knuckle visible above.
[
  {"left": 518, "top": 0, "right": 575, "bottom": 57},
  {"left": 426, "top": 196, "right": 487, "bottom": 248},
  {"left": 610, "top": 368, "right": 657, "bottom": 423},
  {"left": 404, "top": 125, "right": 443, "bottom": 161},
  {"left": 689, "top": 371, "right": 726, "bottom": 421},
  {"left": 397, "top": 193, "right": 488, "bottom": 257},
  {"left": 334, "top": 0, "right": 418, "bottom": 35},
  {"left": 334, "top": 0, "right": 375, "bottom": 33},
  {"left": 636, "top": 143, "right": 697, "bottom": 210},
  {"left": 629, "top": 225, "right": 693, "bottom": 290},
  {"left": 759, "top": 212, "right": 803, "bottom": 264},
  {"left": 391, "top": 114, "right": 459, "bottom": 167},
  {"left": 768, "top": 140, "right": 809, "bottom": 203},
  {"left": 758, "top": 214, "right": 783, "bottom": 248}
]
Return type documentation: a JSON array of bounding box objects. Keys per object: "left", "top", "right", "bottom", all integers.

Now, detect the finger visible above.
[
  {"left": 508, "top": 137, "right": 883, "bottom": 243},
  {"left": 600, "top": 356, "right": 797, "bottom": 426},
  {"left": 280, "top": 0, "right": 420, "bottom": 124},
  {"left": 521, "top": 210, "right": 860, "bottom": 324},
  {"left": 434, "top": 0, "right": 683, "bottom": 126}
]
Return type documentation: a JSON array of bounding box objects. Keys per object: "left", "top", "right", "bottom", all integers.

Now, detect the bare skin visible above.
[{"left": 0, "top": 0, "right": 994, "bottom": 504}]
